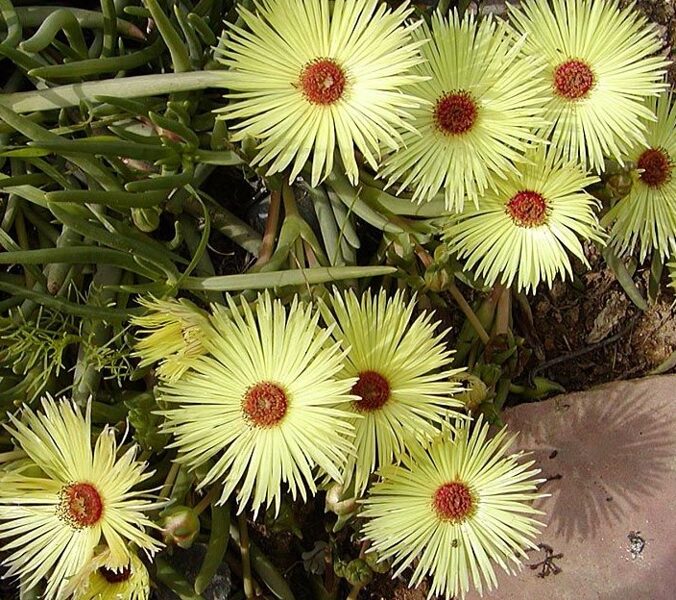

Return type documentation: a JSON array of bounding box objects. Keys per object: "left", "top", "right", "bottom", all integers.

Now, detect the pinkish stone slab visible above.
[{"left": 467, "top": 376, "right": 676, "bottom": 600}]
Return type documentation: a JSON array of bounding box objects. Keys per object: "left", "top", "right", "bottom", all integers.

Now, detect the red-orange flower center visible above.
[
  {"left": 352, "top": 371, "right": 390, "bottom": 412},
  {"left": 300, "top": 59, "right": 346, "bottom": 105},
  {"left": 506, "top": 190, "right": 548, "bottom": 228},
  {"left": 434, "top": 91, "right": 478, "bottom": 135},
  {"left": 99, "top": 565, "right": 132, "bottom": 583},
  {"left": 637, "top": 147, "right": 672, "bottom": 188},
  {"left": 59, "top": 482, "right": 103, "bottom": 528},
  {"left": 243, "top": 382, "right": 288, "bottom": 427},
  {"left": 433, "top": 481, "right": 475, "bottom": 522},
  {"left": 553, "top": 59, "right": 595, "bottom": 100}
]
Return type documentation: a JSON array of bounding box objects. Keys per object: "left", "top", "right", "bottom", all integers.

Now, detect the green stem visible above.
[
  {"left": 72, "top": 264, "right": 123, "bottom": 405},
  {"left": 448, "top": 282, "right": 490, "bottom": 345},
  {"left": 180, "top": 266, "right": 396, "bottom": 291},
  {"left": 193, "top": 486, "right": 219, "bottom": 516},
  {"left": 0, "top": 0, "right": 21, "bottom": 47},
  {"left": 8, "top": 6, "right": 145, "bottom": 40},
  {"left": 181, "top": 192, "right": 261, "bottom": 256},
  {"left": 281, "top": 179, "right": 299, "bottom": 217},
  {"left": 13, "top": 205, "right": 33, "bottom": 288},
  {"left": 237, "top": 513, "right": 255, "bottom": 600},
  {"left": 253, "top": 189, "right": 281, "bottom": 268},
  {"left": 160, "top": 462, "right": 181, "bottom": 501},
  {"left": 0, "top": 70, "right": 226, "bottom": 113},
  {"left": 346, "top": 583, "right": 363, "bottom": 600}
]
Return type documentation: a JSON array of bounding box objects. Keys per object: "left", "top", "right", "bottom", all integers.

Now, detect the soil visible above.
[{"left": 522, "top": 247, "right": 676, "bottom": 392}]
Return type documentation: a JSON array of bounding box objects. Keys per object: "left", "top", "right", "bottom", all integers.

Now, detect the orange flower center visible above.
[
  {"left": 299, "top": 59, "right": 346, "bottom": 105},
  {"left": 433, "top": 481, "right": 476, "bottom": 522},
  {"left": 553, "top": 59, "right": 595, "bottom": 100},
  {"left": 243, "top": 382, "right": 288, "bottom": 427},
  {"left": 434, "top": 91, "right": 478, "bottom": 135},
  {"left": 637, "top": 147, "right": 672, "bottom": 188},
  {"left": 352, "top": 371, "right": 390, "bottom": 412},
  {"left": 99, "top": 565, "right": 132, "bottom": 583},
  {"left": 506, "top": 190, "right": 548, "bottom": 227},
  {"left": 59, "top": 482, "right": 104, "bottom": 528}
]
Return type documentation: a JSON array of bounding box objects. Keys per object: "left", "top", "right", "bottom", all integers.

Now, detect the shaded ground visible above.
[
  {"left": 525, "top": 246, "right": 676, "bottom": 392},
  {"left": 466, "top": 377, "right": 676, "bottom": 600}
]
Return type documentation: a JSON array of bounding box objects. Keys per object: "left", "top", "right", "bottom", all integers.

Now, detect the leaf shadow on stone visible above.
[{"left": 515, "top": 380, "right": 676, "bottom": 542}]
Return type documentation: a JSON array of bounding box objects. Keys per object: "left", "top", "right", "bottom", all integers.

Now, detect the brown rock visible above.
[{"left": 466, "top": 376, "right": 676, "bottom": 600}]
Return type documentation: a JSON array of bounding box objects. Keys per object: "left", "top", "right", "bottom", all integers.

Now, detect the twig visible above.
[{"left": 530, "top": 312, "right": 642, "bottom": 379}]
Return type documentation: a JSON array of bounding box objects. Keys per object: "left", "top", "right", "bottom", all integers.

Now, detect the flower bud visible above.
[
  {"left": 344, "top": 558, "right": 372, "bottom": 587},
  {"left": 160, "top": 505, "right": 200, "bottom": 549},
  {"left": 364, "top": 550, "right": 391, "bottom": 574},
  {"left": 131, "top": 207, "right": 161, "bottom": 232},
  {"left": 424, "top": 264, "right": 451, "bottom": 292},
  {"left": 324, "top": 483, "right": 358, "bottom": 516},
  {"left": 453, "top": 373, "right": 488, "bottom": 411}
]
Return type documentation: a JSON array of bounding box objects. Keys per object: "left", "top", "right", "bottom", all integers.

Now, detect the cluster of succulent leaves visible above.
[{"left": 0, "top": 0, "right": 674, "bottom": 598}]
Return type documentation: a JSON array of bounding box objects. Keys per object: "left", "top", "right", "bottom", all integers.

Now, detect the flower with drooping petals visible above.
[
  {"left": 380, "top": 10, "right": 549, "bottom": 212},
  {"left": 361, "top": 417, "right": 545, "bottom": 599},
  {"left": 63, "top": 547, "right": 149, "bottom": 600},
  {"left": 0, "top": 398, "right": 161, "bottom": 600},
  {"left": 603, "top": 91, "right": 676, "bottom": 260},
  {"left": 160, "top": 292, "right": 356, "bottom": 516},
  {"left": 132, "top": 296, "right": 213, "bottom": 382},
  {"left": 319, "top": 289, "right": 463, "bottom": 496},
  {"left": 509, "top": 0, "right": 669, "bottom": 171},
  {"left": 215, "top": 0, "right": 425, "bottom": 186},
  {"left": 443, "top": 146, "right": 605, "bottom": 293}
]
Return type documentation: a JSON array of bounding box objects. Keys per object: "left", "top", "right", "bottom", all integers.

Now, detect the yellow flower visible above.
[
  {"left": 132, "top": 296, "right": 212, "bottom": 382},
  {"left": 603, "top": 91, "right": 676, "bottom": 260},
  {"left": 319, "top": 289, "right": 464, "bottom": 495},
  {"left": 215, "top": 0, "right": 425, "bottom": 186},
  {"left": 362, "top": 418, "right": 545, "bottom": 599},
  {"left": 0, "top": 398, "right": 161, "bottom": 600},
  {"left": 63, "top": 547, "right": 149, "bottom": 600},
  {"left": 510, "top": 0, "right": 668, "bottom": 171},
  {"left": 444, "top": 146, "right": 604, "bottom": 293},
  {"left": 380, "top": 10, "right": 549, "bottom": 212},
  {"left": 160, "top": 292, "right": 356, "bottom": 516}
]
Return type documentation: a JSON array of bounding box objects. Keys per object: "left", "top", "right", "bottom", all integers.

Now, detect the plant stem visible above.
[
  {"left": 237, "top": 513, "right": 255, "bottom": 600},
  {"left": 193, "top": 486, "right": 219, "bottom": 516},
  {"left": 0, "top": 70, "right": 226, "bottom": 113},
  {"left": 495, "top": 283, "right": 511, "bottom": 336},
  {"left": 448, "top": 282, "right": 490, "bottom": 345},
  {"left": 159, "top": 462, "right": 180, "bottom": 501},
  {"left": 414, "top": 243, "right": 432, "bottom": 268},
  {"left": 281, "top": 179, "right": 299, "bottom": 217},
  {"left": 346, "top": 583, "right": 363, "bottom": 600},
  {"left": 253, "top": 189, "right": 281, "bottom": 268},
  {"left": 181, "top": 191, "right": 262, "bottom": 256},
  {"left": 71, "top": 264, "right": 122, "bottom": 405}
]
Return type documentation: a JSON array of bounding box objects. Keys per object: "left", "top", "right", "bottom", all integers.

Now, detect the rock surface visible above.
[{"left": 467, "top": 376, "right": 676, "bottom": 600}]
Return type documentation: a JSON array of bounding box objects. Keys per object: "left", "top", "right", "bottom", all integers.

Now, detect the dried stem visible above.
[{"left": 495, "top": 283, "right": 511, "bottom": 336}]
